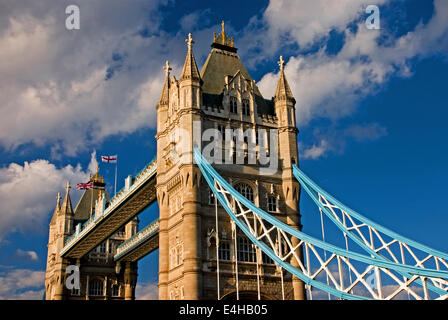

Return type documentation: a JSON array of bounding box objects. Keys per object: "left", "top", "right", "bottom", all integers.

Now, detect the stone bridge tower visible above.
[
  {"left": 156, "top": 23, "right": 306, "bottom": 300},
  {"left": 45, "top": 170, "right": 139, "bottom": 300}
]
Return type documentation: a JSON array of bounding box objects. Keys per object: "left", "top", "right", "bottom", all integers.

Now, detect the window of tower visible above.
[
  {"left": 237, "top": 237, "right": 256, "bottom": 262},
  {"left": 112, "top": 285, "right": 119, "bottom": 297},
  {"left": 230, "top": 96, "right": 237, "bottom": 114},
  {"left": 98, "top": 242, "right": 106, "bottom": 254},
  {"left": 218, "top": 241, "right": 231, "bottom": 261},
  {"left": 108, "top": 241, "right": 114, "bottom": 254},
  {"left": 71, "top": 287, "right": 80, "bottom": 296},
  {"left": 89, "top": 279, "right": 104, "bottom": 296},
  {"left": 262, "top": 251, "right": 274, "bottom": 264},
  {"left": 267, "top": 195, "right": 277, "bottom": 212},
  {"left": 235, "top": 183, "right": 254, "bottom": 203},
  {"left": 242, "top": 99, "right": 250, "bottom": 116}
]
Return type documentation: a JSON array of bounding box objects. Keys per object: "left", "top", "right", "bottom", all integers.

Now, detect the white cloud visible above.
[
  {"left": 302, "top": 139, "right": 330, "bottom": 160},
  {"left": 13, "top": 249, "right": 39, "bottom": 262},
  {"left": 0, "top": 0, "right": 183, "bottom": 156},
  {"left": 263, "top": 0, "right": 389, "bottom": 48},
  {"left": 136, "top": 281, "right": 158, "bottom": 300},
  {"left": 0, "top": 151, "right": 97, "bottom": 241},
  {"left": 257, "top": 0, "right": 448, "bottom": 128},
  {"left": 88, "top": 150, "right": 99, "bottom": 174},
  {"left": 301, "top": 123, "right": 387, "bottom": 160},
  {"left": 0, "top": 267, "right": 45, "bottom": 300}
]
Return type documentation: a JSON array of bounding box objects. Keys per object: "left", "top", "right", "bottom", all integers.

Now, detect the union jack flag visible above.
[
  {"left": 101, "top": 155, "right": 117, "bottom": 163},
  {"left": 76, "top": 182, "right": 93, "bottom": 190}
]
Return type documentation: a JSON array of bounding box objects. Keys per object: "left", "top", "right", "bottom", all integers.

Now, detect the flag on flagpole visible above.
[
  {"left": 101, "top": 155, "right": 117, "bottom": 163},
  {"left": 76, "top": 182, "right": 93, "bottom": 190}
]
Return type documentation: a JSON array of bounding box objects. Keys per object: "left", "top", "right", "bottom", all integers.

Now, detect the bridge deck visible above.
[
  {"left": 114, "top": 219, "right": 159, "bottom": 262},
  {"left": 60, "top": 160, "right": 157, "bottom": 259}
]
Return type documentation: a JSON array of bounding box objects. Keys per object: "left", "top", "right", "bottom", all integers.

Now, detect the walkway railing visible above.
[
  {"left": 114, "top": 219, "right": 159, "bottom": 261},
  {"left": 61, "top": 158, "right": 157, "bottom": 254}
]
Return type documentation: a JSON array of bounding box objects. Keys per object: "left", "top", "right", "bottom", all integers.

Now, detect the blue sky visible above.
[{"left": 0, "top": 0, "right": 447, "bottom": 299}]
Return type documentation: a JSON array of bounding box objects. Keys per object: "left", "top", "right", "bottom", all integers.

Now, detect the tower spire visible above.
[
  {"left": 60, "top": 181, "right": 73, "bottom": 215},
  {"left": 180, "top": 33, "right": 200, "bottom": 81},
  {"left": 56, "top": 192, "right": 61, "bottom": 211},
  {"left": 274, "top": 56, "right": 295, "bottom": 103},
  {"left": 158, "top": 61, "right": 171, "bottom": 107}
]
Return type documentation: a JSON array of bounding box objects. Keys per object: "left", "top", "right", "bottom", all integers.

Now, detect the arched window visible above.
[
  {"left": 235, "top": 183, "right": 254, "bottom": 203},
  {"left": 112, "top": 284, "right": 119, "bottom": 297},
  {"left": 267, "top": 195, "right": 277, "bottom": 212},
  {"left": 218, "top": 241, "right": 231, "bottom": 261},
  {"left": 237, "top": 236, "right": 256, "bottom": 262},
  {"left": 98, "top": 242, "right": 106, "bottom": 254},
  {"left": 89, "top": 279, "right": 104, "bottom": 296},
  {"left": 242, "top": 99, "right": 250, "bottom": 116},
  {"left": 230, "top": 96, "right": 237, "bottom": 114}
]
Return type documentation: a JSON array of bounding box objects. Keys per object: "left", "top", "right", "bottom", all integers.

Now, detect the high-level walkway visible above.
[
  {"left": 60, "top": 160, "right": 157, "bottom": 258},
  {"left": 114, "top": 219, "right": 159, "bottom": 262}
]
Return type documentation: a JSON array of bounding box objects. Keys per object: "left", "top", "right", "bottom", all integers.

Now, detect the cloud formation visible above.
[
  {"left": 0, "top": 267, "right": 45, "bottom": 300},
  {"left": 257, "top": 0, "right": 448, "bottom": 127},
  {"left": 0, "top": 151, "right": 97, "bottom": 241},
  {"left": 12, "top": 249, "right": 39, "bottom": 262},
  {"left": 136, "top": 281, "right": 158, "bottom": 300},
  {"left": 301, "top": 123, "right": 388, "bottom": 160},
  {"left": 0, "top": 0, "right": 178, "bottom": 156}
]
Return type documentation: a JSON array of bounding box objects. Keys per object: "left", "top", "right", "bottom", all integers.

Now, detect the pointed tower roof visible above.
[
  {"left": 60, "top": 181, "right": 73, "bottom": 216},
  {"left": 274, "top": 56, "right": 295, "bottom": 103},
  {"left": 180, "top": 33, "right": 200, "bottom": 82},
  {"left": 73, "top": 166, "right": 108, "bottom": 221},
  {"left": 200, "top": 22, "right": 275, "bottom": 115},
  {"left": 157, "top": 61, "right": 171, "bottom": 107},
  {"left": 50, "top": 192, "right": 61, "bottom": 225}
]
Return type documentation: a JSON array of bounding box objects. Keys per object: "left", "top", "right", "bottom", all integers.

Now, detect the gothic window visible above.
[
  {"left": 98, "top": 242, "right": 106, "bottom": 254},
  {"left": 170, "top": 243, "right": 183, "bottom": 268},
  {"left": 71, "top": 287, "right": 80, "bottom": 296},
  {"left": 218, "top": 241, "right": 231, "bottom": 261},
  {"left": 267, "top": 195, "right": 277, "bottom": 212},
  {"left": 242, "top": 99, "right": 250, "bottom": 116},
  {"left": 108, "top": 241, "right": 114, "bottom": 254},
  {"left": 192, "top": 88, "right": 197, "bottom": 107},
  {"left": 237, "top": 237, "right": 256, "bottom": 262},
  {"left": 262, "top": 252, "right": 274, "bottom": 264},
  {"left": 89, "top": 279, "right": 104, "bottom": 296},
  {"left": 230, "top": 96, "right": 237, "bottom": 114},
  {"left": 235, "top": 183, "right": 254, "bottom": 203},
  {"left": 112, "top": 285, "right": 119, "bottom": 297}
]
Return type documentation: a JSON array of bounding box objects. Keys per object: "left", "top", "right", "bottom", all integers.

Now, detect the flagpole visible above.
[{"left": 114, "top": 157, "right": 118, "bottom": 197}]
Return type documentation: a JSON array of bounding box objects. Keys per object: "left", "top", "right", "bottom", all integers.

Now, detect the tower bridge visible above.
[{"left": 45, "top": 23, "right": 448, "bottom": 300}]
